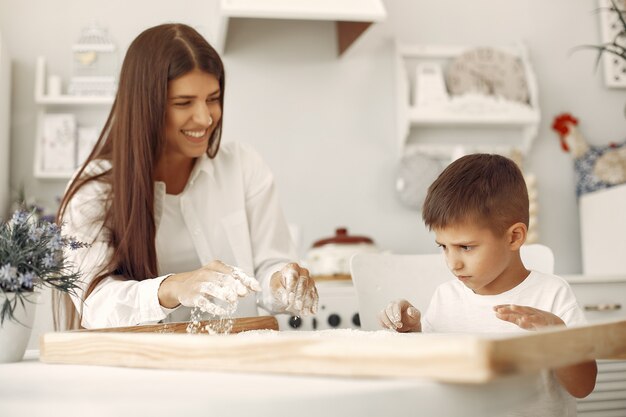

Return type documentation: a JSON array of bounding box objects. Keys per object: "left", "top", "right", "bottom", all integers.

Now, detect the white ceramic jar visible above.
[{"left": 304, "top": 228, "right": 379, "bottom": 278}]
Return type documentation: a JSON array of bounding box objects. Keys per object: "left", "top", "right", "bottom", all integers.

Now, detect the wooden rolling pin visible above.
[{"left": 77, "top": 316, "right": 279, "bottom": 334}]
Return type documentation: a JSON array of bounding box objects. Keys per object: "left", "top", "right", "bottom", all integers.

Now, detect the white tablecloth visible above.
[{"left": 0, "top": 351, "right": 540, "bottom": 417}]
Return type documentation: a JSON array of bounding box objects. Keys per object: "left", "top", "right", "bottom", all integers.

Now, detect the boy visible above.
[{"left": 379, "top": 153, "right": 596, "bottom": 415}]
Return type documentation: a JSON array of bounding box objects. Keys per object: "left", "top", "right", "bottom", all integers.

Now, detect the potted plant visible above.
[
  {"left": 0, "top": 209, "right": 85, "bottom": 362},
  {"left": 580, "top": 0, "right": 626, "bottom": 63}
]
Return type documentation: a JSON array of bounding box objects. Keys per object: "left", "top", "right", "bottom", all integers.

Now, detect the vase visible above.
[{"left": 0, "top": 291, "right": 40, "bottom": 363}]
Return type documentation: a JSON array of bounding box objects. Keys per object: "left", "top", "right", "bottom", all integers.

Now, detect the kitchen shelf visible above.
[
  {"left": 35, "top": 95, "right": 113, "bottom": 105},
  {"left": 394, "top": 42, "right": 541, "bottom": 158},
  {"left": 34, "top": 57, "right": 114, "bottom": 105},
  {"left": 33, "top": 56, "right": 112, "bottom": 180},
  {"left": 212, "top": 0, "right": 387, "bottom": 56},
  {"left": 408, "top": 107, "right": 540, "bottom": 126}
]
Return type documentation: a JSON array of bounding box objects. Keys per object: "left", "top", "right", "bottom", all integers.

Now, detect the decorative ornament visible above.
[
  {"left": 69, "top": 22, "right": 118, "bottom": 97},
  {"left": 552, "top": 113, "right": 626, "bottom": 197},
  {"left": 395, "top": 150, "right": 446, "bottom": 210}
]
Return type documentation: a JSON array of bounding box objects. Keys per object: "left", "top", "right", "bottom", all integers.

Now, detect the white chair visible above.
[{"left": 350, "top": 244, "right": 555, "bottom": 331}]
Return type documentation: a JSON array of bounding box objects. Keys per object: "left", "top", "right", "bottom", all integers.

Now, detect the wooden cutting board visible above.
[
  {"left": 40, "top": 318, "right": 626, "bottom": 384},
  {"left": 77, "top": 316, "right": 279, "bottom": 334}
]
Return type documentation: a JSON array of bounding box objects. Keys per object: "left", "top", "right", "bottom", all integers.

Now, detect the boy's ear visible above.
[{"left": 507, "top": 222, "right": 527, "bottom": 250}]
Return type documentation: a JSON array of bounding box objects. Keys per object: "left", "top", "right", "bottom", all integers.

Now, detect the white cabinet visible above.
[
  {"left": 212, "top": 0, "right": 386, "bottom": 56},
  {"left": 567, "top": 276, "right": 626, "bottom": 416},
  {"left": 0, "top": 31, "right": 10, "bottom": 217},
  {"left": 33, "top": 56, "right": 113, "bottom": 179},
  {"left": 394, "top": 43, "right": 540, "bottom": 159},
  {"left": 579, "top": 185, "right": 626, "bottom": 275}
]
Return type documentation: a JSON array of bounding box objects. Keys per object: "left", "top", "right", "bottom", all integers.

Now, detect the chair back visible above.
[{"left": 350, "top": 244, "right": 555, "bottom": 331}]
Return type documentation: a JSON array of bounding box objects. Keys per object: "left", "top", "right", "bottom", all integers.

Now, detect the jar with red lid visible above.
[{"left": 304, "top": 228, "right": 379, "bottom": 280}]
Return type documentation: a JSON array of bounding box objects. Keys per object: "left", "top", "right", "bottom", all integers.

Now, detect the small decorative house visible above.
[{"left": 68, "top": 22, "right": 117, "bottom": 96}]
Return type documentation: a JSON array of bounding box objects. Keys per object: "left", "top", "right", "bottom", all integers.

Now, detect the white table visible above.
[{"left": 0, "top": 351, "right": 540, "bottom": 417}]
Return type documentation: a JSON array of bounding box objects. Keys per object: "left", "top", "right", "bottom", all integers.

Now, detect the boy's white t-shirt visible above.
[{"left": 422, "top": 270, "right": 587, "bottom": 417}]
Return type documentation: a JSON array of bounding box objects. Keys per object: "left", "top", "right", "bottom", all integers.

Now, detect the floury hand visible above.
[
  {"left": 378, "top": 299, "right": 421, "bottom": 332},
  {"left": 267, "top": 263, "right": 319, "bottom": 315},
  {"left": 158, "top": 260, "right": 261, "bottom": 315}
]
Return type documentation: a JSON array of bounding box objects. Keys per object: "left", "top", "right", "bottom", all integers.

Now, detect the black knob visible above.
[
  {"left": 328, "top": 314, "right": 341, "bottom": 327},
  {"left": 288, "top": 316, "right": 302, "bottom": 329},
  {"left": 352, "top": 313, "right": 361, "bottom": 327},
  {"left": 312, "top": 317, "right": 318, "bottom": 330}
]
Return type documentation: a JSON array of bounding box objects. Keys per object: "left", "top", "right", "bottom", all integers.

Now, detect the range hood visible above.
[{"left": 213, "top": 0, "right": 387, "bottom": 56}]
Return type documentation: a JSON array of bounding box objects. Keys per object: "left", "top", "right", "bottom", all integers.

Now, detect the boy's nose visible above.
[{"left": 447, "top": 255, "right": 463, "bottom": 271}]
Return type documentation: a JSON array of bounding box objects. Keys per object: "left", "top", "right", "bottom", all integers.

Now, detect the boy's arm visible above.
[
  {"left": 494, "top": 304, "right": 597, "bottom": 398},
  {"left": 554, "top": 361, "right": 598, "bottom": 398}
]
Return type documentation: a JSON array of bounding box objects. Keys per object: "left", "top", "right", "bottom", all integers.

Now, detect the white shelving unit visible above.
[
  {"left": 211, "top": 0, "right": 386, "bottom": 56},
  {"left": 33, "top": 56, "right": 113, "bottom": 180},
  {"left": 394, "top": 43, "right": 541, "bottom": 159}
]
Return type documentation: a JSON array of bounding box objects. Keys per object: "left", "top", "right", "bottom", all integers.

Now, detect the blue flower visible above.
[
  {"left": 27, "top": 224, "right": 44, "bottom": 242},
  {"left": 0, "top": 264, "right": 19, "bottom": 291},
  {"left": 0, "top": 263, "right": 17, "bottom": 281},
  {"left": 68, "top": 238, "right": 88, "bottom": 250},
  {"left": 45, "top": 223, "right": 59, "bottom": 235},
  {"left": 18, "top": 272, "right": 36, "bottom": 290},
  {"left": 42, "top": 253, "right": 57, "bottom": 268},
  {"left": 10, "top": 211, "right": 28, "bottom": 226},
  {"left": 46, "top": 234, "right": 63, "bottom": 251}
]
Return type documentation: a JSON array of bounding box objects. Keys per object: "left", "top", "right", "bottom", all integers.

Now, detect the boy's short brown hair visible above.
[{"left": 422, "top": 153, "right": 529, "bottom": 236}]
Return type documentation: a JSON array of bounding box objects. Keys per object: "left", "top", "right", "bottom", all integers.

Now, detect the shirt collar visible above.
[
  {"left": 153, "top": 153, "right": 215, "bottom": 228},
  {"left": 189, "top": 152, "right": 215, "bottom": 184}
]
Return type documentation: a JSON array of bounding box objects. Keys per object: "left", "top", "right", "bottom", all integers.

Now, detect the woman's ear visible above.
[{"left": 507, "top": 222, "right": 527, "bottom": 250}]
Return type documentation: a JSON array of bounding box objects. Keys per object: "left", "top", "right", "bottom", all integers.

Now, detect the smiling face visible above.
[
  {"left": 434, "top": 221, "right": 528, "bottom": 295},
  {"left": 163, "top": 68, "right": 222, "bottom": 161}
]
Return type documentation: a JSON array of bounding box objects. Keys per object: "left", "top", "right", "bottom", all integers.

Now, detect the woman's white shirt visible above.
[{"left": 61, "top": 141, "right": 296, "bottom": 328}]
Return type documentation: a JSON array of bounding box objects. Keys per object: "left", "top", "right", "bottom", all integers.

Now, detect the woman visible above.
[{"left": 56, "top": 23, "right": 318, "bottom": 329}]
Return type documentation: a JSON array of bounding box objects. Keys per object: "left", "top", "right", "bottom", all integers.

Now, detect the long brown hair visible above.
[{"left": 54, "top": 23, "right": 226, "bottom": 329}]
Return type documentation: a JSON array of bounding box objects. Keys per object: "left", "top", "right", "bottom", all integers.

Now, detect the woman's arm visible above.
[{"left": 61, "top": 177, "right": 172, "bottom": 328}]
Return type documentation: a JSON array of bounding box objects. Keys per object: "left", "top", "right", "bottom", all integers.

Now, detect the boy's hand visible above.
[
  {"left": 494, "top": 304, "right": 565, "bottom": 330},
  {"left": 378, "top": 299, "right": 421, "bottom": 332}
]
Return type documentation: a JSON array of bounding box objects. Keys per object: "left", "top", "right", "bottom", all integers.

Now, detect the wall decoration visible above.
[
  {"left": 68, "top": 22, "right": 117, "bottom": 96},
  {"left": 395, "top": 149, "right": 446, "bottom": 210},
  {"left": 41, "top": 114, "right": 76, "bottom": 173},
  {"left": 552, "top": 113, "right": 626, "bottom": 197},
  {"left": 597, "top": 0, "right": 626, "bottom": 88},
  {"left": 446, "top": 46, "right": 529, "bottom": 103}
]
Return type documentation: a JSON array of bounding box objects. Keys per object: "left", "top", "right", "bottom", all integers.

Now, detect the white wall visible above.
[
  {"left": 1, "top": 0, "right": 625, "bottom": 277},
  {"left": 0, "top": 30, "right": 10, "bottom": 218}
]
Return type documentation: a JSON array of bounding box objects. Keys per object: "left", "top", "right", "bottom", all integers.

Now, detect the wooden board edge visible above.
[
  {"left": 39, "top": 331, "right": 497, "bottom": 383},
  {"left": 489, "top": 319, "right": 626, "bottom": 374}
]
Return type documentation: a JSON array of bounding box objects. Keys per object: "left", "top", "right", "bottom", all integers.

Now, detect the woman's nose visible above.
[{"left": 192, "top": 103, "right": 212, "bottom": 126}]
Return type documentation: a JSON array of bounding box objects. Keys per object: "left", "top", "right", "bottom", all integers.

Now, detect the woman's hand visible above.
[
  {"left": 158, "top": 260, "right": 261, "bottom": 315},
  {"left": 269, "top": 263, "right": 318, "bottom": 315},
  {"left": 494, "top": 304, "right": 565, "bottom": 330},
  {"left": 378, "top": 299, "right": 421, "bottom": 332}
]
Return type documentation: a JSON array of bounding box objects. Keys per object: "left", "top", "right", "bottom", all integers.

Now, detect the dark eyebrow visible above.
[
  {"left": 436, "top": 240, "right": 476, "bottom": 246},
  {"left": 169, "top": 95, "right": 196, "bottom": 100},
  {"left": 169, "top": 88, "right": 221, "bottom": 100}
]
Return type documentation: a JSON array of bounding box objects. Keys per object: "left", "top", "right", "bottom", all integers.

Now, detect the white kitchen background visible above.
[{"left": 1, "top": 0, "right": 625, "bottom": 274}]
